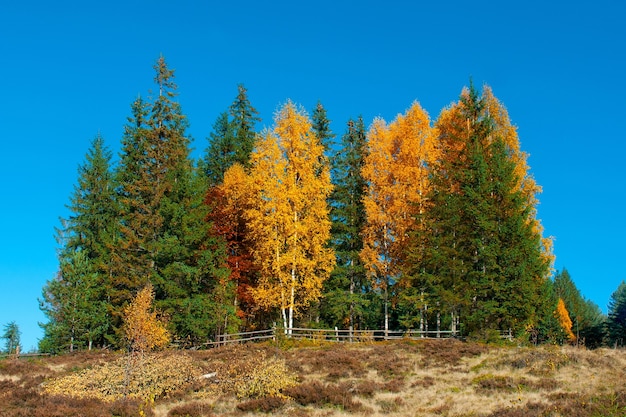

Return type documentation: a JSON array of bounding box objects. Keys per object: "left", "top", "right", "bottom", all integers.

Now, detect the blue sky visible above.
[{"left": 1, "top": 0, "right": 624, "bottom": 351}]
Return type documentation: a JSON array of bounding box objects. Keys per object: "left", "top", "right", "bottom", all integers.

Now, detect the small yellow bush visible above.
[
  {"left": 234, "top": 356, "right": 297, "bottom": 399},
  {"left": 43, "top": 353, "right": 199, "bottom": 402}
]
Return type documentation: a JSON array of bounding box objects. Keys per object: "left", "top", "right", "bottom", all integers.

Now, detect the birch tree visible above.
[{"left": 246, "top": 101, "right": 335, "bottom": 333}]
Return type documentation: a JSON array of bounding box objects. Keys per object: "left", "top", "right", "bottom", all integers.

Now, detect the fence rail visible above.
[{"left": 198, "top": 326, "right": 461, "bottom": 347}]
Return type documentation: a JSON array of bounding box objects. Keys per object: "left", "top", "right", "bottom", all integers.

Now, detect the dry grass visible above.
[{"left": 1, "top": 341, "right": 626, "bottom": 417}]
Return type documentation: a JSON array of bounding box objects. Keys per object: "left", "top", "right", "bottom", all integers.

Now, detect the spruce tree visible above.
[
  {"left": 413, "top": 83, "right": 550, "bottom": 338},
  {"left": 114, "top": 57, "right": 229, "bottom": 345},
  {"left": 607, "top": 281, "right": 626, "bottom": 347},
  {"left": 204, "top": 84, "right": 260, "bottom": 186},
  {"left": 40, "top": 251, "right": 109, "bottom": 352},
  {"left": 321, "top": 117, "right": 374, "bottom": 329},
  {"left": 40, "top": 135, "right": 116, "bottom": 352},
  {"left": 553, "top": 269, "right": 606, "bottom": 347}
]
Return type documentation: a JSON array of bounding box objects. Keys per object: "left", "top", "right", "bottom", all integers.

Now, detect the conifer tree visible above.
[
  {"left": 230, "top": 84, "right": 261, "bottom": 163},
  {"left": 553, "top": 269, "right": 605, "bottom": 347},
  {"left": 321, "top": 117, "right": 374, "bottom": 329},
  {"left": 246, "top": 101, "right": 335, "bottom": 333},
  {"left": 204, "top": 112, "right": 236, "bottom": 185},
  {"left": 607, "top": 281, "right": 626, "bottom": 347},
  {"left": 415, "top": 83, "right": 550, "bottom": 337},
  {"left": 40, "top": 250, "right": 109, "bottom": 352},
  {"left": 113, "top": 57, "right": 228, "bottom": 345},
  {"left": 2, "top": 322, "right": 20, "bottom": 355},
  {"left": 40, "top": 135, "right": 116, "bottom": 352},
  {"left": 311, "top": 101, "right": 335, "bottom": 153}
]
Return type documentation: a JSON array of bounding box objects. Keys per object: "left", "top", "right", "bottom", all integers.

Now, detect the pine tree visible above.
[
  {"left": 607, "top": 281, "right": 626, "bottom": 347},
  {"left": 246, "top": 101, "right": 335, "bottom": 333},
  {"left": 311, "top": 101, "right": 335, "bottom": 154},
  {"left": 230, "top": 84, "right": 261, "bottom": 163},
  {"left": 40, "top": 251, "right": 109, "bottom": 352},
  {"left": 321, "top": 117, "right": 373, "bottom": 330}
]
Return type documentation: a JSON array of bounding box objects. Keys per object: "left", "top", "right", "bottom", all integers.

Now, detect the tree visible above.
[
  {"left": 246, "top": 101, "right": 335, "bottom": 333},
  {"left": 2, "top": 322, "right": 20, "bottom": 355},
  {"left": 555, "top": 298, "right": 576, "bottom": 343},
  {"left": 122, "top": 284, "right": 170, "bottom": 353},
  {"left": 553, "top": 269, "right": 606, "bottom": 347},
  {"left": 40, "top": 250, "right": 109, "bottom": 353},
  {"left": 206, "top": 163, "right": 258, "bottom": 330},
  {"left": 112, "top": 57, "right": 231, "bottom": 346},
  {"left": 204, "top": 112, "right": 237, "bottom": 185},
  {"left": 607, "top": 281, "right": 626, "bottom": 347},
  {"left": 321, "top": 117, "right": 374, "bottom": 329},
  {"left": 311, "top": 101, "right": 335, "bottom": 154},
  {"left": 204, "top": 84, "right": 260, "bottom": 185},
  {"left": 40, "top": 135, "right": 115, "bottom": 352},
  {"left": 361, "top": 102, "right": 438, "bottom": 334},
  {"left": 414, "top": 83, "right": 550, "bottom": 337}
]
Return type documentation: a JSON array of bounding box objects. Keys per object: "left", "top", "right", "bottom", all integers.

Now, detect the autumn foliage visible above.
[{"left": 122, "top": 284, "right": 170, "bottom": 353}]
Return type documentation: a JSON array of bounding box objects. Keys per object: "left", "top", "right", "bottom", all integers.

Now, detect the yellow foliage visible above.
[
  {"left": 246, "top": 101, "right": 335, "bottom": 328},
  {"left": 123, "top": 284, "right": 170, "bottom": 352},
  {"left": 361, "top": 103, "right": 438, "bottom": 287},
  {"left": 42, "top": 353, "right": 199, "bottom": 402},
  {"left": 555, "top": 298, "right": 576, "bottom": 343},
  {"left": 234, "top": 356, "right": 297, "bottom": 399}
]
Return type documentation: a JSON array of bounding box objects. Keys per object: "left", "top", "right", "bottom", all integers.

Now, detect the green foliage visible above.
[
  {"left": 607, "top": 281, "right": 626, "bottom": 347},
  {"left": 2, "top": 321, "right": 20, "bottom": 354},
  {"left": 204, "top": 84, "right": 260, "bottom": 185},
  {"left": 407, "top": 82, "right": 550, "bottom": 338},
  {"left": 321, "top": 117, "right": 373, "bottom": 329},
  {"left": 553, "top": 269, "right": 606, "bottom": 347},
  {"left": 40, "top": 250, "right": 109, "bottom": 353}
]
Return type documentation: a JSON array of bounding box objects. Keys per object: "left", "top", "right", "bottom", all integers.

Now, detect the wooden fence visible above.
[{"left": 202, "top": 326, "right": 460, "bottom": 347}]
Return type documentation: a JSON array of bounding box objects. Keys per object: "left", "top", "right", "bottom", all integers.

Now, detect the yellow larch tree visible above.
[
  {"left": 556, "top": 297, "right": 576, "bottom": 343},
  {"left": 246, "top": 101, "right": 335, "bottom": 333},
  {"left": 361, "top": 102, "right": 437, "bottom": 334}
]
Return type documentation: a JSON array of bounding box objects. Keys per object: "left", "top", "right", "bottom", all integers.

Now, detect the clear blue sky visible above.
[{"left": 1, "top": 0, "right": 624, "bottom": 351}]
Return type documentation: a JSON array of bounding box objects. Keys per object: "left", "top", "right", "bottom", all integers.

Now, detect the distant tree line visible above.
[{"left": 38, "top": 57, "right": 626, "bottom": 352}]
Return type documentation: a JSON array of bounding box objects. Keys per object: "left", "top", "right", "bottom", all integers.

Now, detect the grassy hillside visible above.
[{"left": 1, "top": 339, "right": 625, "bottom": 417}]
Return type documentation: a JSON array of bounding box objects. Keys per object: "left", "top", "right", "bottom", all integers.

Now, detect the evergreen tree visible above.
[
  {"left": 204, "top": 112, "right": 236, "bottom": 185},
  {"left": 113, "top": 56, "right": 228, "bottom": 345},
  {"left": 321, "top": 117, "right": 374, "bottom": 329},
  {"left": 607, "top": 281, "right": 626, "bottom": 347},
  {"left": 2, "top": 322, "right": 20, "bottom": 354},
  {"left": 40, "top": 135, "right": 116, "bottom": 352},
  {"left": 40, "top": 251, "right": 108, "bottom": 352},
  {"left": 553, "top": 269, "right": 606, "bottom": 347},
  {"left": 229, "top": 84, "right": 261, "bottom": 163},
  {"left": 204, "top": 84, "right": 259, "bottom": 185},
  {"left": 311, "top": 101, "right": 335, "bottom": 154},
  {"left": 414, "top": 83, "right": 550, "bottom": 338}
]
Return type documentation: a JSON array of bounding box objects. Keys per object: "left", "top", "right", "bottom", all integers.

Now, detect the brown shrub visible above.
[
  {"left": 167, "top": 401, "right": 215, "bottom": 416},
  {"left": 284, "top": 380, "right": 363, "bottom": 412},
  {"left": 236, "top": 396, "right": 287, "bottom": 413},
  {"left": 294, "top": 346, "right": 367, "bottom": 379}
]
